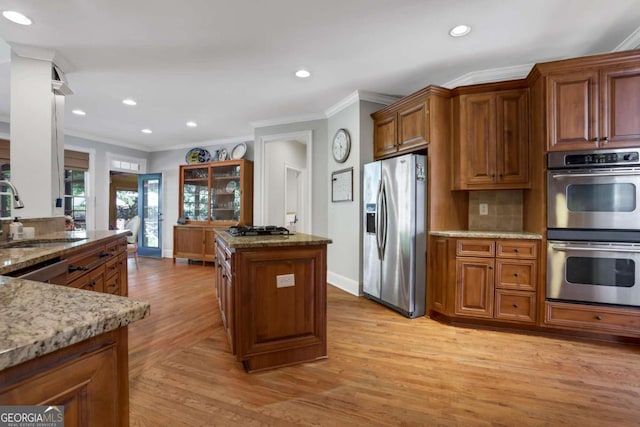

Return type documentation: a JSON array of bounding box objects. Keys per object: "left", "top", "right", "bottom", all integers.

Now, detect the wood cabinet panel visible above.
[
  {"left": 546, "top": 301, "right": 640, "bottom": 336},
  {"left": 429, "top": 237, "right": 450, "bottom": 314},
  {"left": 456, "top": 239, "right": 495, "bottom": 257},
  {"left": 67, "top": 265, "right": 105, "bottom": 293},
  {"left": 455, "top": 257, "right": 494, "bottom": 318},
  {"left": 452, "top": 87, "right": 529, "bottom": 189},
  {"left": 495, "top": 290, "right": 536, "bottom": 323},
  {"left": 496, "top": 240, "right": 537, "bottom": 259},
  {"left": 397, "top": 101, "right": 429, "bottom": 152},
  {"left": 547, "top": 70, "right": 599, "bottom": 151},
  {"left": 496, "top": 259, "right": 536, "bottom": 291},
  {"left": 374, "top": 113, "right": 398, "bottom": 158},
  {"left": 600, "top": 65, "right": 640, "bottom": 148},
  {"left": 0, "top": 330, "right": 128, "bottom": 427}
]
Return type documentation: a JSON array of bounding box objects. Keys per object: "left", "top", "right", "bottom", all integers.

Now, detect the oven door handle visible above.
[
  {"left": 550, "top": 171, "right": 640, "bottom": 179},
  {"left": 550, "top": 243, "right": 640, "bottom": 253}
]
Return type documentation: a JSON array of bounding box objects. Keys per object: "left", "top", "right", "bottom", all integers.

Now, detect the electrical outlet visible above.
[
  {"left": 479, "top": 203, "right": 489, "bottom": 216},
  {"left": 276, "top": 274, "right": 295, "bottom": 288}
]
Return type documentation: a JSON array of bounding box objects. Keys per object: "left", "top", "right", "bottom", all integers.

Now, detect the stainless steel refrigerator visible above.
[{"left": 363, "top": 153, "right": 427, "bottom": 318}]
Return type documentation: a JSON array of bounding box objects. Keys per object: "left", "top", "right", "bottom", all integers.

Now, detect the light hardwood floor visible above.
[{"left": 128, "top": 258, "right": 640, "bottom": 426}]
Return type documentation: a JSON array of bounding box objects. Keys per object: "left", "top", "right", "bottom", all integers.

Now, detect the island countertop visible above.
[
  {"left": 0, "top": 230, "right": 130, "bottom": 275},
  {"left": 0, "top": 276, "right": 150, "bottom": 371},
  {"left": 214, "top": 230, "right": 332, "bottom": 249}
]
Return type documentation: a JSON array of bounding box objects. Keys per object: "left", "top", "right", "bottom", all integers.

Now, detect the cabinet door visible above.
[
  {"left": 455, "top": 257, "right": 494, "bottom": 318},
  {"left": 460, "top": 93, "right": 497, "bottom": 186},
  {"left": 373, "top": 113, "right": 398, "bottom": 159},
  {"left": 600, "top": 65, "right": 640, "bottom": 148},
  {"left": 429, "top": 237, "right": 450, "bottom": 314},
  {"left": 173, "top": 226, "right": 204, "bottom": 260},
  {"left": 547, "top": 70, "right": 599, "bottom": 151},
  {"left": 496, "top": 90, "right": 529, "bottom": 185},
  {"left": 397, "top": 101, "right": 428, "bottom": 152},
  {"left": 180, "top": 166, "right": 210, "bottom": 222},
  {"left": 118, "top": 252, "right": 128, "bottom": 296},
  {"left": 204, "top": 228, "right": 216, "bottom": 262}
]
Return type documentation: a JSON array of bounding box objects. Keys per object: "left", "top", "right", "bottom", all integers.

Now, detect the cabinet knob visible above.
[
  {"left": 514, "top": 273, "right": 519, "bottom": 277},
  {"left": 514, "top": 248, "right": 519, "bottom": 253},
  {"left": 512, "top": 303, "right": 519, "bottom": 308},
  {"left": 602, "top": 136, "right": 609, "bottom": 144},
  {"left": 593, "top": 137, "right": 600, "bottom": 142},
  {"left": 488, "top": 266, "right": 493, "bottom": 270},
  {"left": 595, "top": 315, "right": 602, "bottom": 321}
]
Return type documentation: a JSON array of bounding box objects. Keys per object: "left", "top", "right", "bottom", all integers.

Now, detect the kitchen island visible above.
[
  {"left": 214, "top": 230, "right": 331, "bottom": 372},
  {"left": 0, "top": 230, "right": 150, "bottom": 426}
]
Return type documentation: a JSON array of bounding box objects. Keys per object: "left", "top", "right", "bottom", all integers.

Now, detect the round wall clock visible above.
[{"left": 332, "top": 128, "right": 351, "bottom": 163}]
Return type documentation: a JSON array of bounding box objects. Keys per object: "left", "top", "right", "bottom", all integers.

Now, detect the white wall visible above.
[{"left": 265, "top": 140, "right": 306, "bottom": 227}]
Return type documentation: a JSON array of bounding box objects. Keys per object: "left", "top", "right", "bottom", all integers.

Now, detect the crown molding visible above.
[
  {"left": 614, "top": 25, "right": 640, "bottom": 51},
  {"left": 324, "top": 90, "right": 399, "bottom": 118},
  {"left": 7, "top": 42, "right": 56, "bottom": 62},
  {"left": 442, "top": 63, "right": 534, "bottom": 88},
  {"left": 64, "top": 129, "right": 154, "bottom": 152},
  {"left": 250, "top": 112, "right": 326, "bottom": 129}
]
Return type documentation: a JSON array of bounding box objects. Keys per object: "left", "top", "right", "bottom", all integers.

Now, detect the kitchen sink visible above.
[{"left": 0, "top": 238, "right": 86, "bottom": 249}]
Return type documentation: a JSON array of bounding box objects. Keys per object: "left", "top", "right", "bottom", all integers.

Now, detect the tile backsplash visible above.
[{"left": 468, "top": 190, "right": 523, "bottom": 232}]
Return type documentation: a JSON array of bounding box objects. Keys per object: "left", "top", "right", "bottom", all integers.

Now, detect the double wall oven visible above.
[{"left": 547, "top": 148, "right": 640, "bottom": 308}]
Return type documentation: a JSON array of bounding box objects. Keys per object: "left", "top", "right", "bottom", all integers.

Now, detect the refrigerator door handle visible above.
[
  {"left": 380, "top": 178, "right": 388, "bottom": 258},
  {"left": 376, "top": 179, "right": 383, "bottom": 259}
]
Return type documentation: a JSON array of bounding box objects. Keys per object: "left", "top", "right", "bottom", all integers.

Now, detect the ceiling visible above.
[{"left": 0, "top": 0, "right": 639, "bottom": 152}]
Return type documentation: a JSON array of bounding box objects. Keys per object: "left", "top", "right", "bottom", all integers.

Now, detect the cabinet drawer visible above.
[
  {"left": 496, "top": 240, "right": 537, "bottom": 259},
  {"left": 105, "top": 257, "right": 119, "bottom": 277},
  {"left": 106, "top": 238, "right": 127, "bottom": 256},
  {"left": 494, "top": 290, "right": 536, "bottom": 323},
  {"left": 65, "top": 245, "right": 110, "bottom": 283},
  {"left": 105, "top": 271, "right": 119, "bottom": 295},
  {"left": 456, "top": 239, "right": 495, "bottom": 257},
  {"left": 68, "top": 266, "right": 105, "bottom": 293},
  {"left": 546, "top": 302, "right": 640, "bottom": 336},
  {"left": 496, "top": 259, "right": 536, "bottom": 291}
]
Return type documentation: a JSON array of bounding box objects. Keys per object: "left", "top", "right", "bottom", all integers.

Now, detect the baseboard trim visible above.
[{"left": 327, "top": 271, "right": 361, "bottom": 296}]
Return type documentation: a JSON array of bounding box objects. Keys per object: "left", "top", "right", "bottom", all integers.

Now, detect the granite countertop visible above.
[
  {"left": 0, "top": 230, "right": 129, "bottom": 275},
  {"left": 0, "top": 276, "right": 150, "bottom": 370},
  {"left": 430, "top": 230, "right": 543, "bottom": 240},
  {"left": 215, "top": 230, "right": 332, "bottom": 249}
]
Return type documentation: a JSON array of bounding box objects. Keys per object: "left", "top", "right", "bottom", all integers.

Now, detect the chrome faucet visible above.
[{"left": 0, "top": 179, "right": 25, "bottom": 209}]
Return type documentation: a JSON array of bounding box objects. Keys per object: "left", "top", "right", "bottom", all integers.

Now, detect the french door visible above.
[{"left": 138, "top": 173, "right": 163, "bottom": 258}]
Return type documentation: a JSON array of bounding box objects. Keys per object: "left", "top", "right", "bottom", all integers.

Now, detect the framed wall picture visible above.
[{"left": 331, "top": 167, "right": 353, "bottom": 202}]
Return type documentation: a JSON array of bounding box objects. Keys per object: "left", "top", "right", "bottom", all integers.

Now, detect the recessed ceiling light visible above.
[
  {"left": 141, "top": 129, "right": 152, "bottom": 134},
  {"left": 295, "top": 69, "right": 311, "bottom": 78},
  {"left": 122, "top": 98, "right": 137, "bottom": 106},
  {"left": 2, "top": 11, "right": 32, "bottom": 26},
  {"left": 449, "top": 24, "right": 471, "bottom": 37},
  {"left": 186, "top": 121, "right": 197, "bottom": 127},
  {"left": 72, "top": 109, "right": 86, "bottom": 116}
]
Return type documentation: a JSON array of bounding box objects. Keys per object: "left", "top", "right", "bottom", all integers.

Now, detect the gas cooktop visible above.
[{"left": 227, "top": 226, "right": 291, "bottom": 236}]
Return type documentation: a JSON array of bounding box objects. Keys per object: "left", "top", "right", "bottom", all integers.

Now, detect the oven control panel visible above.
[{"left": 549, "top": 149, "right": 640, "bottom": 168}]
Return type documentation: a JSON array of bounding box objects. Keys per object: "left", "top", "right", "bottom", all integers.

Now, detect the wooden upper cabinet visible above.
[
  {"left": 547, "top": 70, "right": 599, "bottom": 151},
  {"left": 397, "top": 101, "right": 429, "bottom": 152},
  {"left": 452, "top": 87, "right": 529, "bottom": 190},
  {"left": 372, "top": 97, "right": 429, "bottom": 159},
  {"left": 547, "top": 62, "right": 640, "bottom": 151},
  {"left": 373, "top": 113, "right": 397, "bottom": 158},
  {"left": 600, "top": 64, "right": 640, "bottom": 148}
]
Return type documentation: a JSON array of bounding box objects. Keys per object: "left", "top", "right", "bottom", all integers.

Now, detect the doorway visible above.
[
  {"left": 257, "top": 131, "right": 312, "bottom": 233},
  {"left": 284, "top": 164, "right": 306, "bottom": 232},
  {"left": 109, "top": 171, "right": 138, "bottom": 230}
]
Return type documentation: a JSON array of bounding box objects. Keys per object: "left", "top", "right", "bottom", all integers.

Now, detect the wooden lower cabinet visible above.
[
  {"left": 173, "top": 225, "right": 215, "bottom": 263},
  {"left": 0, "top": 328, "right": 129, "bottom": 427},
  {"left": 215, "top": 236, "right": 328, "bottom": 372},
  {"left": 430, "top": 237, "right": 538, "bottom": 325},
  {"left": 545, "top": 301, "right": 640, "bottom": 337}
]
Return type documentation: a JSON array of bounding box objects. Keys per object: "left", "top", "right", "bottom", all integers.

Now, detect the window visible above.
[
  {"left": 64, "top": 169, "right": 87, "bottom": 230},
  {"left": 0, "top": 163, "right": 12, "bottom": 219}
]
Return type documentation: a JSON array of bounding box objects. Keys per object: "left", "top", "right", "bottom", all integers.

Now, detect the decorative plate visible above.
[
  {"left": 225, "top": 180, "right": 238, "bottom": 193},
  {"left": 231, "top": 142, "right": 247, "bottom": 160},
  {"left": 185, "top": 148, "right": 211, "bottom": 164}
]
